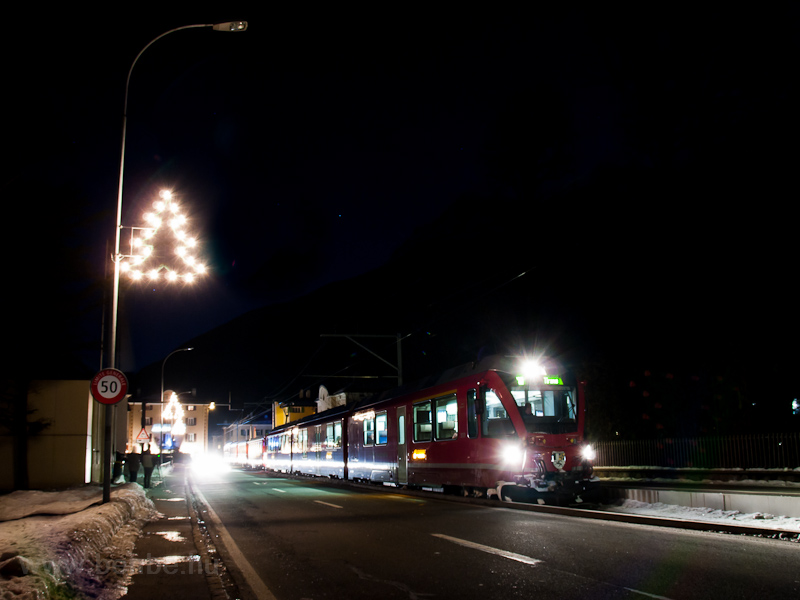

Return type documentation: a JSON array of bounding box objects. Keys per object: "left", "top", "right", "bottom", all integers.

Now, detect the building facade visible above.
[
  {"left": 0, "top": 380, "right": 95, "bottom": 490},
  {"left": 127, "top": 395, "right": 211, "bottom": 456}
]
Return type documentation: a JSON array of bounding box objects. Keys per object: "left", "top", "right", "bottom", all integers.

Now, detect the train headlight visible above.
[
  {"left": 581, "top": 444, "right": 596, "bottom": 461},
  {"left": 501, "top": 444, "right": 526, "bottom": 470}
]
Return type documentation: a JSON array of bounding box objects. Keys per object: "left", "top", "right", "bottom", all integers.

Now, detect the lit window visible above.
[
  {"left": 413, "top": 401, "right": 432, "bottom": 442},
  {"left": 364, "top": 415, "right": 375, "bottom": 446},
  {"left": 376, "top": 411, "right": 388, "bottom": 445},
  {"left": 326, "top": 421, "right": 343, "bottom": 448},
  {"left": 434, "top": 394, "right": 458, "bottom": 440}
]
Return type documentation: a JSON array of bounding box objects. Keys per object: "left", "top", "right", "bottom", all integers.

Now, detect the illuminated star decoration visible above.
[{"left": 119, "top": 190, "right": 207, "bottom": 283}]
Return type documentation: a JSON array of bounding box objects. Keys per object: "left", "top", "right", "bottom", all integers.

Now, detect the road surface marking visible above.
[
  {"left": 623, "top": 589, "right": 674, "bottom": 600},
  {"left": 315, "top": 500, "right": 344, "bottom": 509},
  {"left": 273, "top": 488, "right": 286, "bottom": 492},
  {"left": 431, "top": 534, "right": 542, "bottom": 566},
  {"left": 432, "top": 535, "right": 674, "bottom": 599},
  {"left": 190, "top": 480, "right": 278, "bottom": 600}
]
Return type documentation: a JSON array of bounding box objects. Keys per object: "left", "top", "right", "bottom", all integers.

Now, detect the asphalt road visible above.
[{"left": 189, "top": 464, "right": 799, "bottom": 600}]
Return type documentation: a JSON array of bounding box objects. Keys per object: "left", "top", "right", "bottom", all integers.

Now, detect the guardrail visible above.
[{"left": 593, "top": 433, "right": 800, "bottom": 470}]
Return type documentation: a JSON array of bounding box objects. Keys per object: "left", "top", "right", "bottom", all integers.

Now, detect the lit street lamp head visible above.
[{"left": 213, "top": 21, "right": 248, "bottom": 32}]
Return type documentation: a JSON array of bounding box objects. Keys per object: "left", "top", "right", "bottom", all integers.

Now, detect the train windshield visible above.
[{"left": 506, "top": 378, "right": 578, "bottom": 434}]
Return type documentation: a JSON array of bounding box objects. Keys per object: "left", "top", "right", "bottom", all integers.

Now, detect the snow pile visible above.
[
  {"left": 0, "top": 484, "right": 158, "bottom": 600},
  {"left": 604, "top": 498, "right": 800, "bottom": 534}
]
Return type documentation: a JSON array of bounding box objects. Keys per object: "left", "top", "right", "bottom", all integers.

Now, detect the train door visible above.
[
  {"left": 314, "top": 425, "right": 322, "bottom": 476},
  {"left": 397, "top": 406, "right": 407, "bottom": 484}
]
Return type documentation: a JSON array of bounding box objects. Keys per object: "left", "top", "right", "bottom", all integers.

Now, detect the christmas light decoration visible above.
[{"left": 119, "top": 190, "right": 207, "bottom": 282}]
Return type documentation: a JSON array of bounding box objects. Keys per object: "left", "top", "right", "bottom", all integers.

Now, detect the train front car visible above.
[{"left": 483, "top": 360, "right": 597, "bottom": 504}]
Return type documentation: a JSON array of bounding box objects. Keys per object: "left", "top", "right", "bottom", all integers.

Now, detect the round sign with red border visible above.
[{"left": 91, "top": 369, "right": 129, "bottom": 405}]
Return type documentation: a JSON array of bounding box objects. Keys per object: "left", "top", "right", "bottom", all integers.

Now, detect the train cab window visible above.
[
  {"left": 376, "top": 411, "right": 388, "bottom": 445},
  {"left": 510, "top": 385, "right": 577, "bottom": 432},
  {"left": 434, "top": 394, "right": 458, "bottom": 440},
  {"left": 413, "top": 401, "right": 432, "bottom": 442},
  {"left": 481, "top": 389, "right": 517, "bottom": 438}
]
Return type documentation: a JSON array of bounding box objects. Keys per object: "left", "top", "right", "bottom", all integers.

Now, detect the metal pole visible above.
[
  {"left": 396, "top": 333, "right": 403, "bottom": 386},
  {"left": 103, "top": 404, "right": 112, "bottom": 503},
  {"left": 103, "top": 22, "right": 246, "bottom": 502}
]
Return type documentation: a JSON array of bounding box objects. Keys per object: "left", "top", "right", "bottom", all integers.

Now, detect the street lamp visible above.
[
  {"left": 108, "top": 21, "right": 247, "bottom": 371},
  {"left": 157, "top": 347, "right": 195, "bottom": 451},
  {"left": 101, "top": 21, "right": 246, "bottom": 503}
]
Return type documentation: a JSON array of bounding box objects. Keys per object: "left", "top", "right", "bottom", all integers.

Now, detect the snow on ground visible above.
[
  {"left": 0, "top": 480, "right": 797, "bottom": 600},
  {"left": 602, "top": 498, "right": 800, "bottom": 534},
  {"left": 0, "top": 484, "right": 158, "bottom": 600}
]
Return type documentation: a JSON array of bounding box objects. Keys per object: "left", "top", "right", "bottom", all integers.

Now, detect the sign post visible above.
[{"left": 91, "top": 369, "right": 129, "bottom": 503}]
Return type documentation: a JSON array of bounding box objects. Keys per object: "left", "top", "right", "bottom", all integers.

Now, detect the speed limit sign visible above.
[{"left": 91, "top": 369, "right": 129, "bottom": 405}]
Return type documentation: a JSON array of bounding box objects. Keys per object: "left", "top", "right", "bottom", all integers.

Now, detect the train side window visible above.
[
  {"left": 482, "top": 389, "right": 516, "bottom": 438},
  {"left": 398, "top": 414, "right": 405, "bottom": 445},
  {"left": 326, "top": 421, "right": 343, "bottom": 449},
  {"left": 434, "top": 393, "right": 458, "bottom": 440},
  {"left": 298, "top": 429, "right": 308, "bottom": 456},
  {"left": 413, "top": 401, "right": 432, "bottom": 442},
  {"left": 376, "top": 411, "right": 388, "bottom": 445},
  {"left": 364, "top": 415, "right": 375, "bottom": 446}
]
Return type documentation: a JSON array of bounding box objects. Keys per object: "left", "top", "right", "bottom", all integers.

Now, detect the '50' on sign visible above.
[{"left": 91, "top": 369, "right": 129, "bottom": 405}]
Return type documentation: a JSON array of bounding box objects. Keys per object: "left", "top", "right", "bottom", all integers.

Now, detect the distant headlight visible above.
[
  {"left": 502, "top": 444, "right": 526, "bottom": 469},
  {"left": 581, "top": 444, "right": 596, "bottom": 461}
]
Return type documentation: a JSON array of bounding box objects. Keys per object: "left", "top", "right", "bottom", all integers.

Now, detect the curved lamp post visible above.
[
  {"left": 156, "top": 347, "right": 195, "bottom": 451},
  {"left": 103, "top": 21, "right": 247, "bottom": 503},
  {"left": 109, "top": 21, "right": 247, "bottom": 371}
]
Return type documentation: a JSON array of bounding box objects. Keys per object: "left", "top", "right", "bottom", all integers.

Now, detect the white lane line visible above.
[
  {"left": 432, "top": 535, "right": 674, "bottom": 600},
  {"left": 623, "top": 589, "right": 675, "bottom": 600},
  {"left": 190, "top": 481, "right": 277, "bottom": 600},
  {"left": 273, "top": 488, "right": 286, "bottom": 493},
  {"left": 432, "top": 534, "right": 542, "bottom": 566},
  {"left": 315, "top": 500, "right": 344, "bottom": 509}
]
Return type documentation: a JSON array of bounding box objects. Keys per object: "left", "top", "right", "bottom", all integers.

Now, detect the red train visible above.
[{"left": 263, "top": 356, "right": 597, "bottom": 504}]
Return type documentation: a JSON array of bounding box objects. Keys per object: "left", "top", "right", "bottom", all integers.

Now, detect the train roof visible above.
[
  {"left": 348, "top": 354, "right": 570, "bottom": 412},
  {"left": 265, "top": 355, "right": 573, "bottom": 434},
  {"left": 267, "top": 402, "right": 351, "bottom": 434}
]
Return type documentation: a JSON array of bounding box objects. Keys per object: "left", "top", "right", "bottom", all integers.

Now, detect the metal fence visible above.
[{"left": 593, "top": 433, "right": 800, "bottom": 470}]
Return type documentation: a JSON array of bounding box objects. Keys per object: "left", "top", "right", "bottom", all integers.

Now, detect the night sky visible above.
[{"left": 6, "top": 7, "right": 798, "bottom": 427}]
